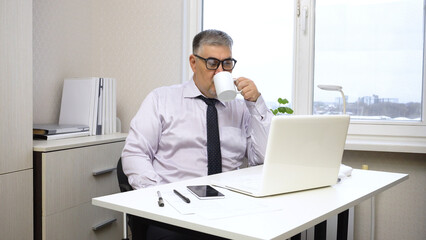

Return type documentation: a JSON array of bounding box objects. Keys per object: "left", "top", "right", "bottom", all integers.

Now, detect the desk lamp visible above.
[{"left": 317, "top": 85, "right": 346, "bottom": 114}]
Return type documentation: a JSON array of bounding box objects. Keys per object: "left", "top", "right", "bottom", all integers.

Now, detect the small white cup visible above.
[{"left": 213, "top": 72, "right": 239, "bottom": 102}]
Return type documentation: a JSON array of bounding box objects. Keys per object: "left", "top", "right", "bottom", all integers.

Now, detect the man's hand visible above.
[{"left": 235, "top": 77, "right": 261, "bottom": 102}]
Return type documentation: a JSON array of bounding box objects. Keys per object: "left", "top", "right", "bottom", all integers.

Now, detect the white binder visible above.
[{"left": 59, "top": 77, "right": 117, "bottom": 136}]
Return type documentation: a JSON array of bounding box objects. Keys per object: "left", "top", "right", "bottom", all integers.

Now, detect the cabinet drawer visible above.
[
  {"left": 43, "top": 202, "right": 122, "bottom": 240},
  {"left": 42, "top": 141, "right": 124, "bottom": 216}
]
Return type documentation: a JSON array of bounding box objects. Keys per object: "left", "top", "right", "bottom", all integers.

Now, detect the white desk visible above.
[{"left": 92, "top": 166, "right": 408, "bottom": 240}]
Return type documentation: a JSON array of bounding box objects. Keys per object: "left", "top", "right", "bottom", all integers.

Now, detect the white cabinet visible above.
[
  {"left": 34, "top": 133, "right": 127, "bottom": 240},
  {"left": 0, "top": 0, "right": 33, "bottom": 239}
]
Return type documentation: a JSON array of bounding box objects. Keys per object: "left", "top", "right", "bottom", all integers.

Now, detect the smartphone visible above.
[{"left": 186, "top": 185, "right": 225, "bottom": 200}]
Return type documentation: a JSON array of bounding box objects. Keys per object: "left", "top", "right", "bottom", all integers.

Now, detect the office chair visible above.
[
  {"left": 117, "top": 158, "right": 133, "bottom": 192},
  {"left": 117, "top": 158, "right": 148, "bottom": 240}
]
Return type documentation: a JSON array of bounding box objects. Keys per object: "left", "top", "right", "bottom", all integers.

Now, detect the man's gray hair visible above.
[{"left": 192, "top": 29, "right": 233, "bottom": 54}]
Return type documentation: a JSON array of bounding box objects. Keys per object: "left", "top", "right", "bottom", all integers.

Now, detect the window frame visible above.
[{"left": 185, "top": 0, "right": 426, "bottom": 153}]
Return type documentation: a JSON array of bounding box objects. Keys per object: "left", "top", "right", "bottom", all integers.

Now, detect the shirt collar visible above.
[
  {"left": 183, "top": 77, "right": 202, "bottom": 99},
  {"left": 183, "top": 77, "right": 227, "bottom": 106}
]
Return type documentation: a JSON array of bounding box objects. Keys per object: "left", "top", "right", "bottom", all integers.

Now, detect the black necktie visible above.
[{"left": 197, "top": 96, "right": 222, "bottom": 175}]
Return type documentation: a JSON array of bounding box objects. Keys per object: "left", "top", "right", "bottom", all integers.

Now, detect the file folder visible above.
[{"left": 59, "top": 77, "right": 116, "bottom": 136}]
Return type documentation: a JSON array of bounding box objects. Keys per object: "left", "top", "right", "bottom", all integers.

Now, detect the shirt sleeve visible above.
[
  {"left": 121, "top": 91, "right": 164, "bottom": 189},
  {"left": 244, "top": 95, "right": 274, "bottom": 166}
]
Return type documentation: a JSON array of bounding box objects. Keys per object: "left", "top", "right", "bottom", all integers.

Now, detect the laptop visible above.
[{"left": 215, "top": 115, "right": 350, "bottom": 197}]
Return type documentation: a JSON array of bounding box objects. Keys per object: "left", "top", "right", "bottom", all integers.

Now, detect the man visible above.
[{"left": 122, "top": 29, "right": 273, "bottom": 239}]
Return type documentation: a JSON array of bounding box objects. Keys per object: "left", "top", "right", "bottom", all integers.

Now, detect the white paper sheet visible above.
[{"left": 163, "top": 188, "right": 281, "bottom": 220}]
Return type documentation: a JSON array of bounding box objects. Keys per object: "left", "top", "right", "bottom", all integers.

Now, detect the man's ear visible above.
[{"left": 189, "top": 54, "right": 196, "bottom": 73}]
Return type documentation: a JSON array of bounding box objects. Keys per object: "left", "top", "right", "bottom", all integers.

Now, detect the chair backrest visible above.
[{"left": 117, "top": 157, "right": 133, "bottom": 192}]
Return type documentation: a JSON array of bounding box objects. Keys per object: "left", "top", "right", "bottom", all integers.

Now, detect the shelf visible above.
[{"left": 33, "top": 133, "right": 127, "bottom": 152}]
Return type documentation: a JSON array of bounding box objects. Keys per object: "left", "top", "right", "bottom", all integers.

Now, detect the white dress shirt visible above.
[{"left": 122, "top": 78, "right": 273, "bottom": 189}]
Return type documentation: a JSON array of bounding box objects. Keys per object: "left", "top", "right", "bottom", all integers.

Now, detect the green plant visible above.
[{"left": 270, "top": 98, "right": 294, "bottom": 116}]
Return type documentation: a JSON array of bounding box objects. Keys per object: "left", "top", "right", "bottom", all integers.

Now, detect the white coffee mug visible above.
[{"left": 213, "top": 72, "right": 239, "bottom": 102}]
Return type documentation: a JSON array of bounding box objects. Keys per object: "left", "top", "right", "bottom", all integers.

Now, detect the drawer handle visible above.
[
  {"left": 92, "top": 167, "right": 116, "bottom": 176},
  {"left": 92, "top": 217, "right": 117, "bottom": 231}
]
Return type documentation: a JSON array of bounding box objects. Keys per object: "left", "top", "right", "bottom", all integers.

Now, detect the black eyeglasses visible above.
[{"left": 194, "top": 54, "right": 237, "bottom": 71}]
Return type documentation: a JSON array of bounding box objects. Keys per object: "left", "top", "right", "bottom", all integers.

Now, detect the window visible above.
[
  {"left": 314, "top": 0, "right": 423, "bottom": 122},
  {"left": 187, "top": 0, "right": 426, "bottom": 152},
  {"left": 203, "top": 0, "right": 295, "bottom": 109}
]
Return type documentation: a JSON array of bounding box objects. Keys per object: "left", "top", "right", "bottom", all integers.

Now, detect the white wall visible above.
[
  {"left": 33, "top": 0, "right": 183, "bottom": 132},
  {"left": 33, "top": 0, "right": 94, "bottom": 125},
  {"left": 343, "top": 151, "right": 426, "bottom": 240}
]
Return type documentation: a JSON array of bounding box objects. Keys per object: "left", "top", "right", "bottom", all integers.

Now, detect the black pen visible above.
[
  {"left": 173, "top": 189, "right": 190, "bottom": 203},
  {"left": 157, "top": 191, "right": 164, "bottom": 207}
]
